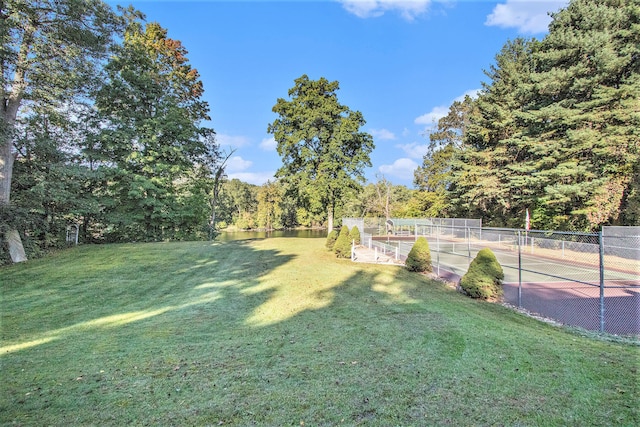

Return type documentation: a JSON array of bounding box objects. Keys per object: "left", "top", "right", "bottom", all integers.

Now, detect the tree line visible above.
[
  {"left": 414, "top": 0, "right": 639, "bottom": 231},
  {"left": 2, "top": 0, "right": 637, "bottom": 264},
  {"left": 2, "top": 3, "right": 219, "bottom": 262}
]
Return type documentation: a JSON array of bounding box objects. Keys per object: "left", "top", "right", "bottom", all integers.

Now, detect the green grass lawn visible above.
[{"left": 1, "top": 238, "right": 638, "bottom": 426}]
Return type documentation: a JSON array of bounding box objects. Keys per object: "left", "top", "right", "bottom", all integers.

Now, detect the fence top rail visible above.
[
  {"left": 347, "top": 218, "right": 616, "bottom": 238},
  {"left": 482, "top": 227, "right": 599, "bottom": 237}
]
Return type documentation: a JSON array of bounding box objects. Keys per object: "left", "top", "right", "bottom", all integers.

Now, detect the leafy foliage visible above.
[
  {"left": 91, "top": 17, "right": 217, "bottom": 241},
  {"left": 349, "top": 225, "right": 361, "bottom": 245},
  {"left": 405, "top": 237, "right": 432, "bottom": 273},
  {"left": 459, "top": 248, "right": 504, "bottom": 299},
  {"left": 418, "top": 0, "right": 640, "bottom": 230},
  {"left": 256, "top": 181, "right": 284, "bottom": 230},
  {"left": 268, "top": 75, "right": 374, "bottom": 232},
  {"left": 325, "top": 229, "right": 339, "bottom": 250},
  {"left": 1, "top": 0, "right": 124, "bottom": 260},
  {"left": 333, "top": 225, "right": 352, "bottom": 258}
]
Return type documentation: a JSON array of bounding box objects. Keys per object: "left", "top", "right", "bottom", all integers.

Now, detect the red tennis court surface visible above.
[{"left": 502, "top": 280, "right": 639, "bottom": 335}]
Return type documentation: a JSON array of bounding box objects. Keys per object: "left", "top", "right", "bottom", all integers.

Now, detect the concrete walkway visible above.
[{"left": 352, "top": 246, "right": 403, "bottom": 265}]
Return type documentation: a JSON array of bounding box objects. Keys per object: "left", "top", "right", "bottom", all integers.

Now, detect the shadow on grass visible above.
[
  {"left": 2, "top": 239, "right": 638, "bottom": 426},
  {"left": 1, "top": 239, "right": 296, "bottom": 355},
  {"left": 2, "top": 238, "right": 439, "bottom": 357}
]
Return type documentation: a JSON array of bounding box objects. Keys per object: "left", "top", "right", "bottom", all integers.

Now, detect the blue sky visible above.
[{"left": 116, "top": 0, "right": 568, "bottom": 187}]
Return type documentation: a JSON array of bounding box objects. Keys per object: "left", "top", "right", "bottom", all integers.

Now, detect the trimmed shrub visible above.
[
  {"left": 459, "top": 248, "right": 504, "bottom": 299},
  {"left": 405, "top": 237, "right": 432, "bottom": 272},
  {"left": 334, "top": 225, "right": 352, "bottom": 258},
  {"left": 349, "top": 226, "right": 361, "bottom": 245},
  {"left": 325, "top": 229, "right": 339, "bottom": 250}
]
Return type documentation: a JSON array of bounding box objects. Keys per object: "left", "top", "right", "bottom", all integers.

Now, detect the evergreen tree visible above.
[
  {"left": 446, "top": 0, "right": 639, "bottom": 230},
  {"left": 449, "top": 38, "right": 538, "bottom": 226},
  {"left": 349, "top": 225, "right": 361, "bottom": 245},
  {"left": 405, "top": 237, "right": 432, "bottom": 273},
  {"left": 518, "top": 0, "right": 640, "bottom": 229},
  {"left": 333, "top": 225, "right": 352, "bottom": 258},
  {"left": 459, "top": 248, "right": 504, "bottom": 299},
  {"left": 415, "top": 95, "right": 477, "bottom": 219},
  {"left": 325, "top": 229, "right": 339, "bottom": 250}
]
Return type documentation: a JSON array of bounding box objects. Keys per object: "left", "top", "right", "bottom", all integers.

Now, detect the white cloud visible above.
[
  {"left": 339, "top": 0, "right": 431, "bottom": 21},
  {"left": 454, "top": 88, "right": 481, "bottom": 103},
  {"left": 397, "top": 142, "right": 428, "bottom": 159},
  {"left": 485, "top": 0, "right": 569, "bottom": 34},
  {"left": 226, "top": 156, "right": 253, "bottom": 173},
  {"left": 217, "top": 133, "right": 251, "bottom": 148},
  {"left": 415, "top": 88, "right": 481, "bottom": 125},
  {"left": 379, "top": 158, "right": 419, "bottom": 181},
  {"left": 228, "top": 171, "right": 276, "bottom": 186},
  {"left": 259, "top": 136, "right": 278, "bottom": 151},
  {"left": 369, "top": 128, "right": 396, "bottom": 140},
  {"left": 414, "top": 106, "right": 449, "bottom": 126}
]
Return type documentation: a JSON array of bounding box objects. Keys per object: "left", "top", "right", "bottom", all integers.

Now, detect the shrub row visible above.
[
  {"left": 404, "top": 238, "right": 504, "bottom": 300},
  {"left": 329, "top": 230, "right": 505, "bottom": 300},
  {"left": 326, "top": 225, "right": 361, "bottom": 259}
]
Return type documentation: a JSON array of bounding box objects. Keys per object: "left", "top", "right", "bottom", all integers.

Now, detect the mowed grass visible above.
[{"left": 1, "top": 238, "right": 638, "bottom": 426}]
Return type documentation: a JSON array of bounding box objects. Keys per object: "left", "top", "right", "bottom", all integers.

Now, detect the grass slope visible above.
[{"left": 1, "top": 238, "right": 638, "bottom": 426}]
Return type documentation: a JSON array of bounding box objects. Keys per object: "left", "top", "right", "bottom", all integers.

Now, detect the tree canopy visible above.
[
  {"left": 268, "top": 75, "right": 374, "bottom": 232},
  {"left": 1, "top": 0, "right": 123, "bottom": 260},
  {"left": 418, "top": 0, "right": 639, "bottom": 231},
  {"left": 3, "top": 0, "right": 638, "bottom": 264},
  {"left": 91, "top": 15, "right": 217, "bottom": 241}
]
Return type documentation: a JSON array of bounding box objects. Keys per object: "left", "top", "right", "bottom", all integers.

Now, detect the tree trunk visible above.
[
  {"left": 1, "top": 138, "right": 27, "bottom": 262},
  {"left": 327, "top": 205, "right": 334, "bottom": 234},
  {"left": 209, "top": 149, "right": 235, "bottom": 239},
  {"left": 2, "top": 106, "right": 28, "bottom": 263},
  {"left": 1, "top": 18, "right": 31, "bottom": 263},
  {"left": 0, "top": 133, "right": 14, "bottom": 205}
]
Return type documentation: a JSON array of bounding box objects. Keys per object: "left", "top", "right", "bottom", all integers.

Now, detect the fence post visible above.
[
  {"left": 436, "top": 231, "right": 440, "bottom": 276},
  {"left": 518, "top": 230, "right": 522, "bottom": 308},
  {"left": 467, "top": 227, "right": 471, "bottom": 264},
  {"left": 351, "top": 239, "right": 355, "bottom": 261},
  {"left": 599, "top": 230, "right": 605, "bottom": 333}
]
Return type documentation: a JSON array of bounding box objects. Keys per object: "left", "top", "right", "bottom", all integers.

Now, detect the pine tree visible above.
[
  {"left": 459, "top": 248, "right": 504, "bottom": 299},
  {"left": 333, "top": 225, "right": 352, "bottom": 258},
  {"left": 405, "top": 237, "right": 432, "bottom": 273},
  {"left": 514, "top": 0, "right": 639, "bottom": 229}
]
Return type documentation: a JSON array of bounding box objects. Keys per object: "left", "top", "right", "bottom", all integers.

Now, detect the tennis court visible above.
[{"left": 351, "top": 220, "right": 639, "bottom": 336}]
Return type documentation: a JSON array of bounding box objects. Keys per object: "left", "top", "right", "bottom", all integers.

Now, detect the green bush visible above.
[
  {"left": 349, "top": 226, "right": 361, "bottom": 245},
  {"left": 459, "top": 248, "right": 504, "bottom": 299},
  {"left": 334, "top": 225, "right": 352, "bottom": 258},
  {"left": 405, "top": 237, "right": 432, "bottom": 272},
  {"left": 325, "top": 229, "right": 339, "bottom": 250}
]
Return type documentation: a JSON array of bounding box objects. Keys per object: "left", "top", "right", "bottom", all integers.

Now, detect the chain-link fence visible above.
[
  {"left": 343, "top": 217, "right": 482, "bottom": 237},
  {"left": 347, "top": 218, "right": 639, "bottom": 336}
]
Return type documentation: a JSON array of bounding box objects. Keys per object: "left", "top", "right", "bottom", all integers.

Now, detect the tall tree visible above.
[
  {"left": 268, "top": 75, "right": 374, "bottom": 232},
  {"left": 92, "top": 16, "right": 217, "bottom": 241},
  {"left": 1, "top": 0, "right": 122, "bottom": 261},
  {"left": 445, "top": 0, "right": 639, "bottom": 230},
  {"left": 209, "top": 149, "right": 235, "bottom": 239},
  {"left": 256, "top": 180, "right": 284, "bottom": 230},
  {"left": 414, "top": 94, "right": 477, "bottom": 219},
  {"left": 515, "top": 0, "right": 639, "bottom": 229},
  {"left": 449, "top": 38, "right": 538, "bottom": 226}
]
